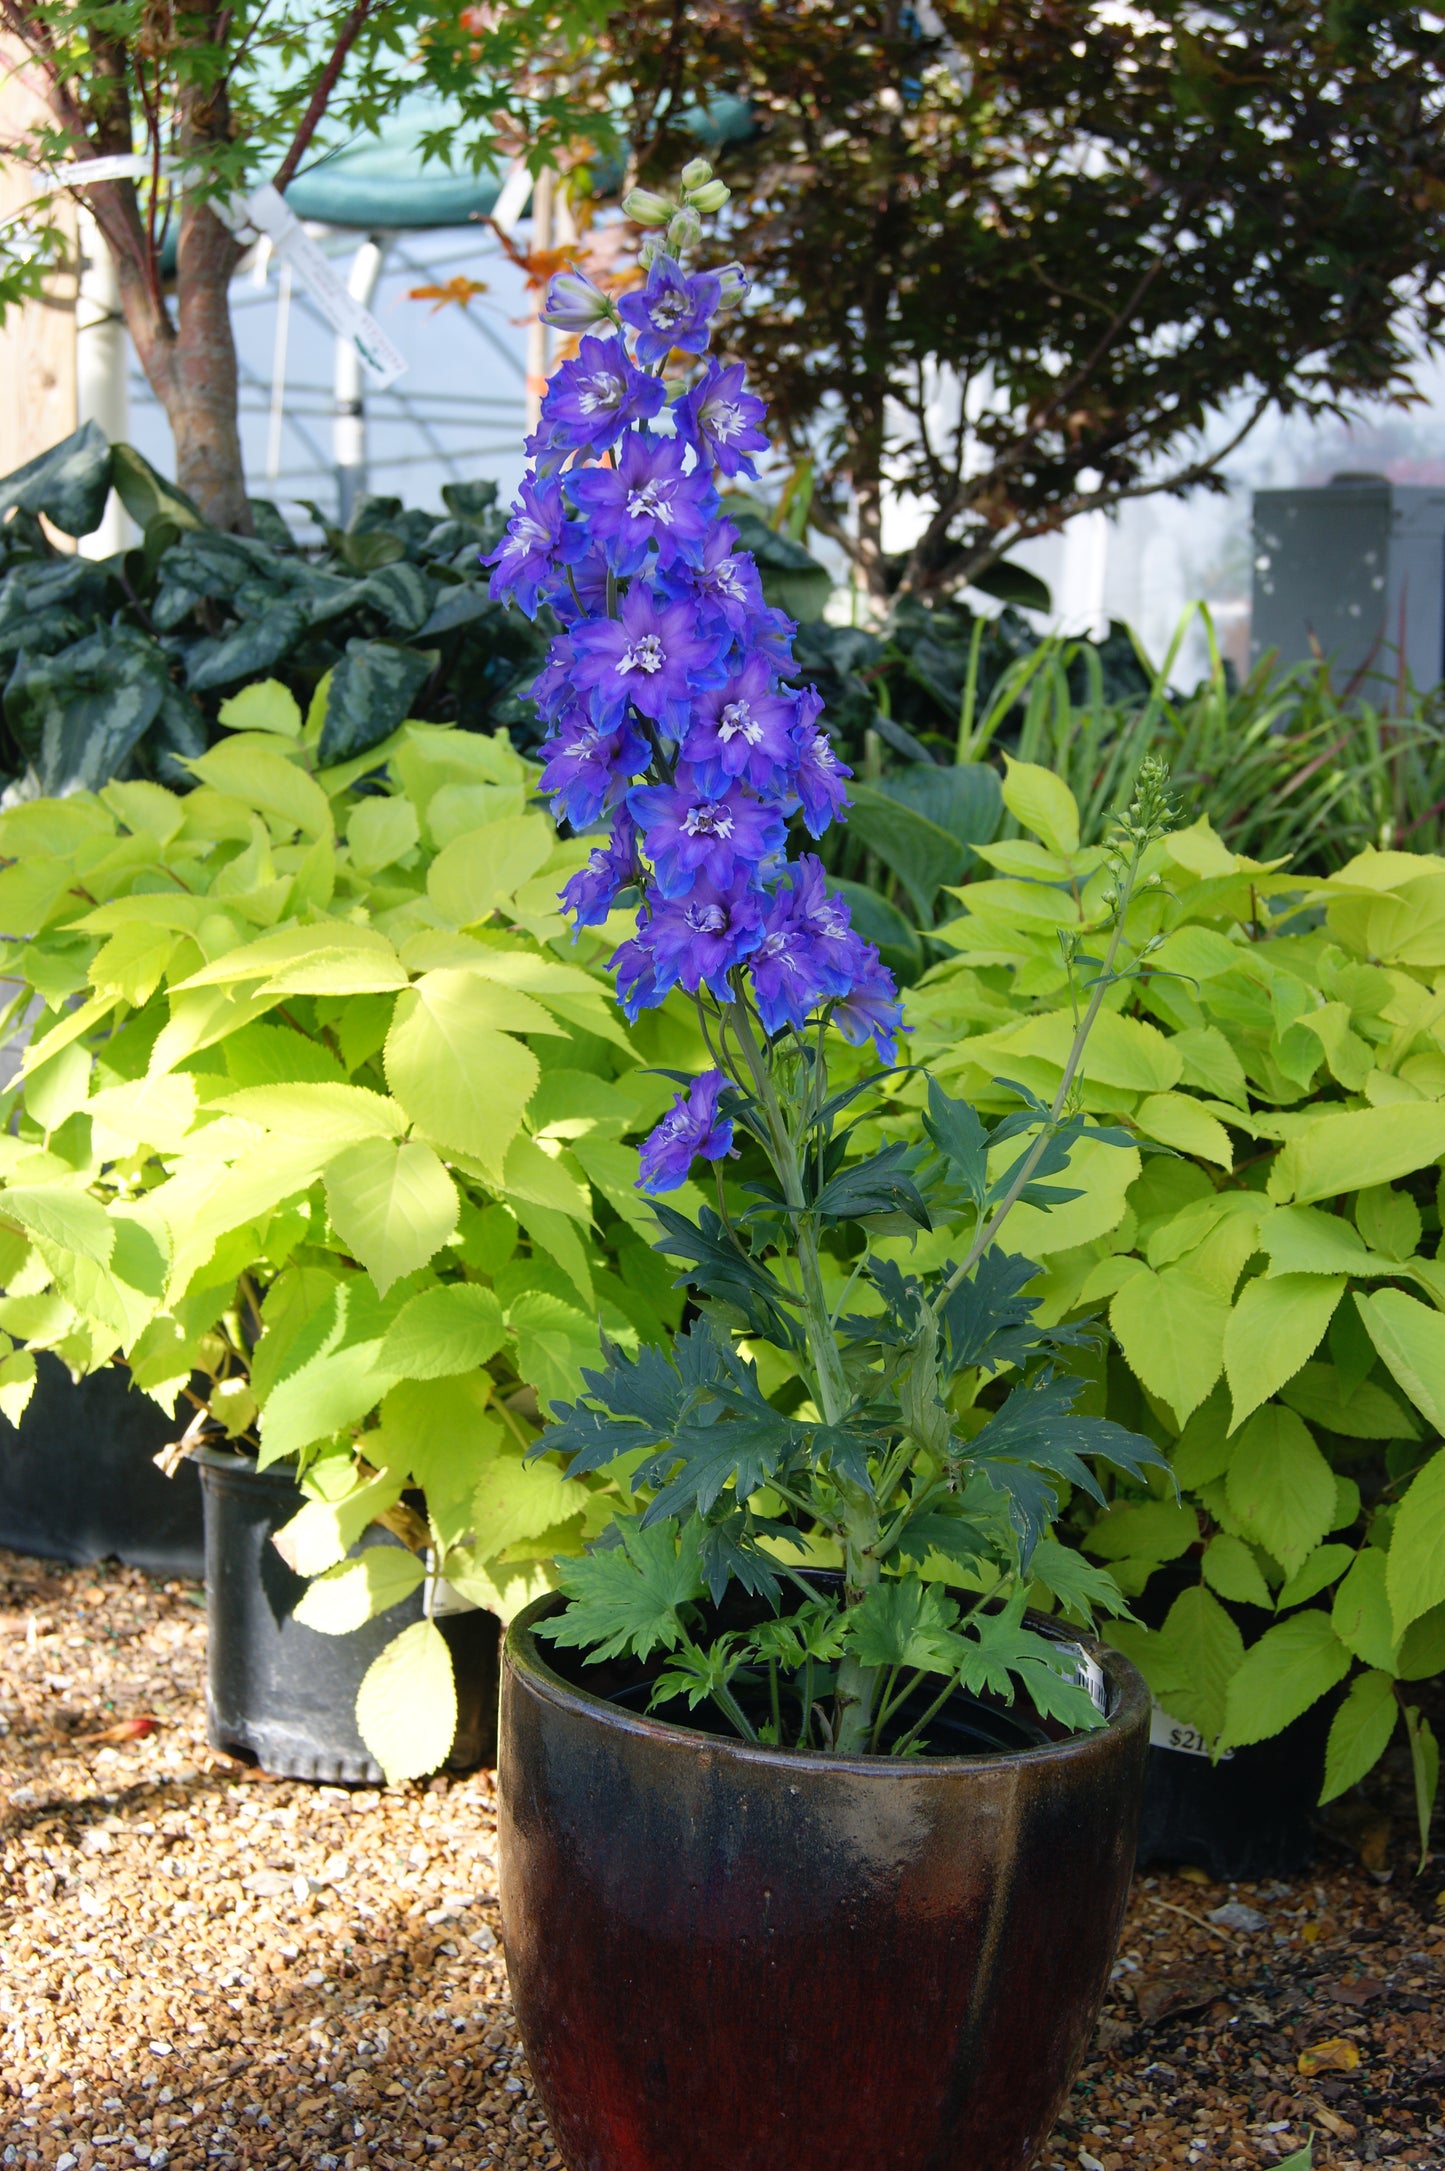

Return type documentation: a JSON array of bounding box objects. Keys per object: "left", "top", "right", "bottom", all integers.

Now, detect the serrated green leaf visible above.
[
  {"left": 347, "top": 794, "right": 420, "bottom": 875},
  {"left": 217, "top": 680, "right": 303, "bottom": 738},
  {"left": 385, "top": 971, "right": 538, "bottom": 1177},
  {"left": 1000, "top": 755, "right": 1080, "bottom": 857},
  {"left": 188, "top": 739, "right": 332, "bottom": 840},
  {"left": 293, "top": 1545, "right": 426, "bottom": 1633},
  {"left": 1225, "top": 1272, "right": 1344, "bottom": 1430},
  {"left": 1026, "top": 1538, "right": 1130, "bottom": 1627},
  {"left": 221, "top": 1082, "right": 406, "bottom": 1143},
  {"left": 1155, "top": 1584, "right": 1244, "bottom": 1745},
  {"left": 1110, "top": 1267, "right": 1227, "bottom": 1423},
  {"left": 1084, "top": 1500, "right": 1198, "bottom": 1564},
  {"left": 1271, "top": 1103, "right": 1445, "bottom": 1206},
  {"left": 1221, "top": 1611, "right": 1353, "bottom": 1749},
  {"left": 378, "top": 1284, "right": 507, "bottom": 1378},
  {"left": 1332, "top": 1549, "right": 1400, "bottom": 1671},
  {"left": 257, "top": 1340, "right": 398, "bottom": 1466},
  {"left": 0, "top": 1185, "right": 114, "bottom": 1267},
  {"left": 508, "top": 1290, "right": 603, "bottom": 1411},
  {"left": 270, "top": 1470, "right": 405, "bottom": 1576},
  {"left": 324, "top": 1138, "right": 459, "bottom": 1298},
  {"left": 541, "top": 1516, "right": 705, "bottom": 1661},
  {"left": 1276, "top": 1543, "right": 1355, "bottom": 1609},
  {"left": 1356, "top": 1286, "right": 1445, "bottom": 1434},
  {"left": 355, "top": 1619, "right": 457, "bottom": 1784},
  {"left": 427, "top": 815, "right": 555, "bottom": 924},
  {"left": 1201, "top": 1533, "right": 1274, "bottom": 1610},
  {"left": 472, "top": 1449, "right": 592, "bottom": 1557},
  {"left": 1320, "top": 1669, "right": 1398, "bottom": 1804},
  {"left": 1385, "top": 1444, "right": 1445, "bottom": 1639},
  {"left": 1224, "top": 1405, "right": 1336, "bottom": 1576},
  {"left": 844, "top": 1578, "right": 967, "bottom": 1670}
]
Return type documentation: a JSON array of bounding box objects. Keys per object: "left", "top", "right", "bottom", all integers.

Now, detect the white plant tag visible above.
[
  {"left": 1149, "top": 1701, "right": 1235, "bottom": 1760},
  {"left": 1058, "top": 1641, "right": 1109, "bottom": 1715},
  {"left": 232, "top": 184, "right": 408, "bottom": 389},
  {"left": 38, "top": 152, "right": 178, "bottom": 192}
]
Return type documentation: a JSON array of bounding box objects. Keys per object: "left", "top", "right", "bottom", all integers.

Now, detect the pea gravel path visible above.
[{"left": 2, "top": 1548, "right": 1443, "bottom": 2171}]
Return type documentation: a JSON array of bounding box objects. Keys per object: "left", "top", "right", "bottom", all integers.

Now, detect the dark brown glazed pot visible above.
[{"left": 498, "top": 1598, "right": 1150, "bottom": 2171}]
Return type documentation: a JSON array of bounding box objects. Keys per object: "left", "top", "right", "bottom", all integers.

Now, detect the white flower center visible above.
[
  {"left": 578, "top": 371, "right": 624, "bottom": 415},
  {"left": 682, "top": 802, "right": 733, "bottom": 840},
  {"left": 652, "top": 291, "right": 688, "bottom": 329},
  {"left": 517, "top": 515, "right": 552, "bottom": 551},
  {"left": 706, "top": 399, "right": 747, "bottom": 442},
  {"left": 718, "top": 699, "right": 762, "bottom": 745},
  {"left": 688, "top": 903, "right": 727, "bottom": 934},
  {"left": 709, "top": 556, "right": 746, "bottom": 600},
  {"left": 626, "top": 481, "right": 675, "bottom": 525},
  {"left": 810, "top": 731, "right": 836, "bottom": 768},
  {"left": 620, "top": 634, "right": 665, "bottom": 674}
]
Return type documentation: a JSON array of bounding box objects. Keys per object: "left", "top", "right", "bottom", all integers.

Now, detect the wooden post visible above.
[{"left": 0, "top": 35, "right": 78, "bottom": 486}]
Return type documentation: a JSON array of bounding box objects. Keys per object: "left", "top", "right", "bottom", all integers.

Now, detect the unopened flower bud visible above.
[
  {"left": 540, "top": 267, "right": 619, "bottom": 332},
  {"left": 685, "top": 178, "right": 730, "bottom": 213},
  {"left": 713, "top": 261, "right": 751, "bottom": 308},
  {"left": 666, "top": 205, "right": 703, "bottom": 253},
  {"left": 623, "top": 186, "right": 674, "bottom": 227},
  {"left": 679, "top": 157, "right": 713, "bottom": 190}
]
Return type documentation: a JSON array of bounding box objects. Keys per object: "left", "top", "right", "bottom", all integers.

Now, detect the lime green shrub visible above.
[
  {"left": 893, "top": 758, "right": 1445, "bottom": 1852},
  {"left": 0, "top": 684, "right": 693, "bottom": 1779}
]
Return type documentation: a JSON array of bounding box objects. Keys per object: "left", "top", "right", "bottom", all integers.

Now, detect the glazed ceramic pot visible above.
[{"left": 499, "top": 1598, "right": 1150, "bottom": 2171}]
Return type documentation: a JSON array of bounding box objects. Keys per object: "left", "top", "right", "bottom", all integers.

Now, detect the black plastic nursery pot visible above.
[
  {"left": 1133, "top": 1565, "right": 1332, "bottom": 1881},
  {"left": 195, "top": 1447, "right": 500, "bottom": 1785},
  {"left": 499, "top": 1598, "right": 1151, "bottom": 2171},
  {"left": 0, "top": 1352, "right": 205, "bottom": 1578}
]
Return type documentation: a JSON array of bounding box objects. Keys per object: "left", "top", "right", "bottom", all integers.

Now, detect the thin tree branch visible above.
[{"left": 272, "top": 0, "right": 373, "bottom": 194}]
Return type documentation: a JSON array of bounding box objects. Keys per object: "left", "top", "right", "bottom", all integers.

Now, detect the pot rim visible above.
[{"left": 505, "top": 1590, "right": 1151, "bottom": 1777}]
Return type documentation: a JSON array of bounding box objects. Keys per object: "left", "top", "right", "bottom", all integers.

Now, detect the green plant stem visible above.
[
  {"left": 891, "top": 1664, "right": 966, "bottom": 1757},
  {"left": 725, "top": 999, "right": 883, "bottom": 1754},
  {"left": 711, "top": 1677, "right": 761, "bottom": 1747}
]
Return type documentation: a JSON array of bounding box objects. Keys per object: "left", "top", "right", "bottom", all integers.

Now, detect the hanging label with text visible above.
[
  {"left": 235, "top": 184, "right": 408, "bottom": 390},
  {"left": 1149, "top": 1702, "right": 1235, "bottom": 1761}
]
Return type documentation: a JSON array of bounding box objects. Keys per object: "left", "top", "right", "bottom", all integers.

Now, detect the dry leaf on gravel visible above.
[
  {"left": 1297, "top": 2036, "right": 1363, "bottom": 2075},
  {"left": 1133, "top": 1966, "right": 1226, "bottom": 2026}
]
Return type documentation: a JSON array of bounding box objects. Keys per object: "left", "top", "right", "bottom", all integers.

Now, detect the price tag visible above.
[
  {"left": 1149, "top": 1702, "right": 1234, "bottom": 1760},
  {"left": 228, "top": 183, "right": 408, "bottom": 390}
]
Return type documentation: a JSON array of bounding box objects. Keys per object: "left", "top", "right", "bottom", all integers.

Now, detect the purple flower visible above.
[
  {"left": 559, "top": 811, "right": 642, "bottom": 927},
  {"left": 748, "top": 909, "right": 824, "bottom": 1035},
  {"left": 772, "top": 855, "right": 872, "bottom": 996},
  {"left": 530, "top": 334, "right": 665, "bottom": 464},
  {"left": 628, "top": 769, "right": 786, "bottom": 898},
  {"left": 539, "top": 709, "right": 649, "bottom": 827},
  {"left": 566, "top": 431, "right": 718, "bottom": 576},
  {"left": 791, "top": 689, "right": 852, "bottom": 836},
  {"left": 570, "top": 585, "right": 725, "bottom": 732},
  {"left": 655, "top": 521, "right": 767, "bottom": 637},
  {"left": 645, "top": 873, "right": 765, "bottom": 997},
  {"left": 683, "top": 653, "right": 799, "bottom": 793},
  {"left": 485, "top": 474, "right": 571, "bottom": 618},
  {"left": 541, "top": 268, "right": 619, "bottom": 333},
  {"left": 833, "top": 953, "right": 904, "bottom": 1062},
  {"left": 637, "top": 1070, "right": 735, "bottom": 1193},
  {"left": 618, "top": 255, "right": 721, "bottom": 369},
  {"left": 611, "top": 929, "right": 664, "bottom": 1019},
  {"left": 678, "top": 361, "right": 769, "bottom": 479}
]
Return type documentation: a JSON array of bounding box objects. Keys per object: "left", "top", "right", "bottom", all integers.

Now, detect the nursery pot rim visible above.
[{"left": 506, "top": 1589, "right": 1150, "bottom": 1778}]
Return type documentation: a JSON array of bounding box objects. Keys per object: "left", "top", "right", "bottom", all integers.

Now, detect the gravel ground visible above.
[{"left": 2, "top": 1546, "right": 1443, "bottom": 2171}]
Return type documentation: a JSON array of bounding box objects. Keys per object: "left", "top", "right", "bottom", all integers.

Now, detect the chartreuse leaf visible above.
[
  {"left": 472, "top": 1450, "right": 593, "bottom": 1558},
  {"left": 378, "top": 1284, "right": 507, "bottom": 1378},
  {"left": 1276, "top": 1544, "right": 1355, "bottom": 1610},
  {"left": 1385, "top": 1445, "right": 1445, "bottom": 1639},
  {"left": 1321, "top": 1670, "right": 1399, "bottom": 1804},
  {"left": 1110, "top": 1267, "right": 1226, "bottom": 1423},
  {"left": 220, "top": 1083, "right": 406, "bottom": 1143},
  {"left": 1354, "top": 1184, "right": 1422, "bottom": 1261},
  {"left": 1279, "top": 1362, "right": 1417, "bottom": 1442},
  {"left": 1202, "top": 1533, "right": 1274, "bottom": 1610},
  {"left": 294, "top": 1545, "right": 426, "bottom": 1633},
  {"left": 1331, "top": 1549, "right": 1400, "bottom": 1670},
  {"left": 348, "top": 794, "right": 420, "bottom": 875},
  {"left": 509, "top": 1290, "right": 604, "bottom": 1410},
  {"left": 270, "top": 1469, "right": 405, "bottom": 1576},
  {"left": 24, "top": 1041, "right": 91, "bottom": 1133},
  {"left": 1259, "top": 1204, "right": 1377, "bottom": 1278},
  {"left": 0, "top": 1186, "right": 114, "bottom": 1267},
  {"left": 1084, "top": 1500, "right": 1198, "bottom": 1564},
  {"left": 1133, "top": 1093, "right": 1233, "bottom": 1169},
  {"left": 257, "top": 1338, "right": 398, "bottom": 1467},
  {"left": 1221, "top": 1612, "right": 1353, "bottom": 1750},
  {"left": 427, "top": 815, "right": 555, "bottom": 923},
  {"left": 1000, "top": 756, "right": 1080, "bottom": 858},
  {"left": 371, "top": 1376, "right": 501, "bottom": 1524},
  {"left": 188, "top": 738, "right": 332, "bottom": 839},
  {"left": 324, "top": 1138, "right": 459, "bottom": 1297},
  {"left": 1356, "top": 1287, "right": 1445, "bottom": 1434},
  {"left": 177, "top": 920, "right": 406, "bottom": 994},
  {"left": 217, "top": 680, "right": 303, "bottom": 738},
  {"left": 1156, "top": 1585, "right": 1243, "bottom": 1746},
  {"left": 1225, "top": 1272, "right": 1344, "bottom": 1429},
  {"left": 1225, "top": 1407, "right": 1336, "bottom": 1576},
  {"left": 1270, "top": 1103, "right": 1445, "bottom": 1205},
  {"left": 384, "top": 971, "right": 539, "bottom": 1177},
  {"left": 539, "top": 1517, "right": 707, "bottom": 1661},
  {"left": 356, "top": 1619, "right": 457, "bottom": 1785}
]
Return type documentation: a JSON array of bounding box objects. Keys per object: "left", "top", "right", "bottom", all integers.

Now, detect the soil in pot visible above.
[
  {"left": 499, "top": 1592, "right": 1151, "bottom": 2171},
  {"left": 1131, "top": 1561, "right": 1334, "bottom": 1880},
  {"left": 197, "top": 1447, "right": 500, "bottom": 1785},
  {"left": 0, "top": 1352, "right": 204, "bottom": 1577}
]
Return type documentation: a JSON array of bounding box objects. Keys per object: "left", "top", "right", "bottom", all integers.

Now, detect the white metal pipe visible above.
[{"left": 334, "top": 235, "right": 386, "bottom": 523}]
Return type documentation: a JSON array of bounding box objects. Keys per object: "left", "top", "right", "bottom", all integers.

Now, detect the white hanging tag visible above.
[
  {"left": 232, "top": 183, "right": 408, "bottom": 390},
  {"left": 38, "top": 152, "right": 178, "bottom": 192}
]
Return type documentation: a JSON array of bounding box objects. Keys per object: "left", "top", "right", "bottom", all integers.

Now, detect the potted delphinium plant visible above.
[{"left": 489, "top": 167, "right": 1166, "bottom": 2171}]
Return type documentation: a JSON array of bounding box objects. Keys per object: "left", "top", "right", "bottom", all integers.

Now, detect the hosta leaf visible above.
[{"left": 355, "top": 1619, "right": 457, "bottom": 1784}]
